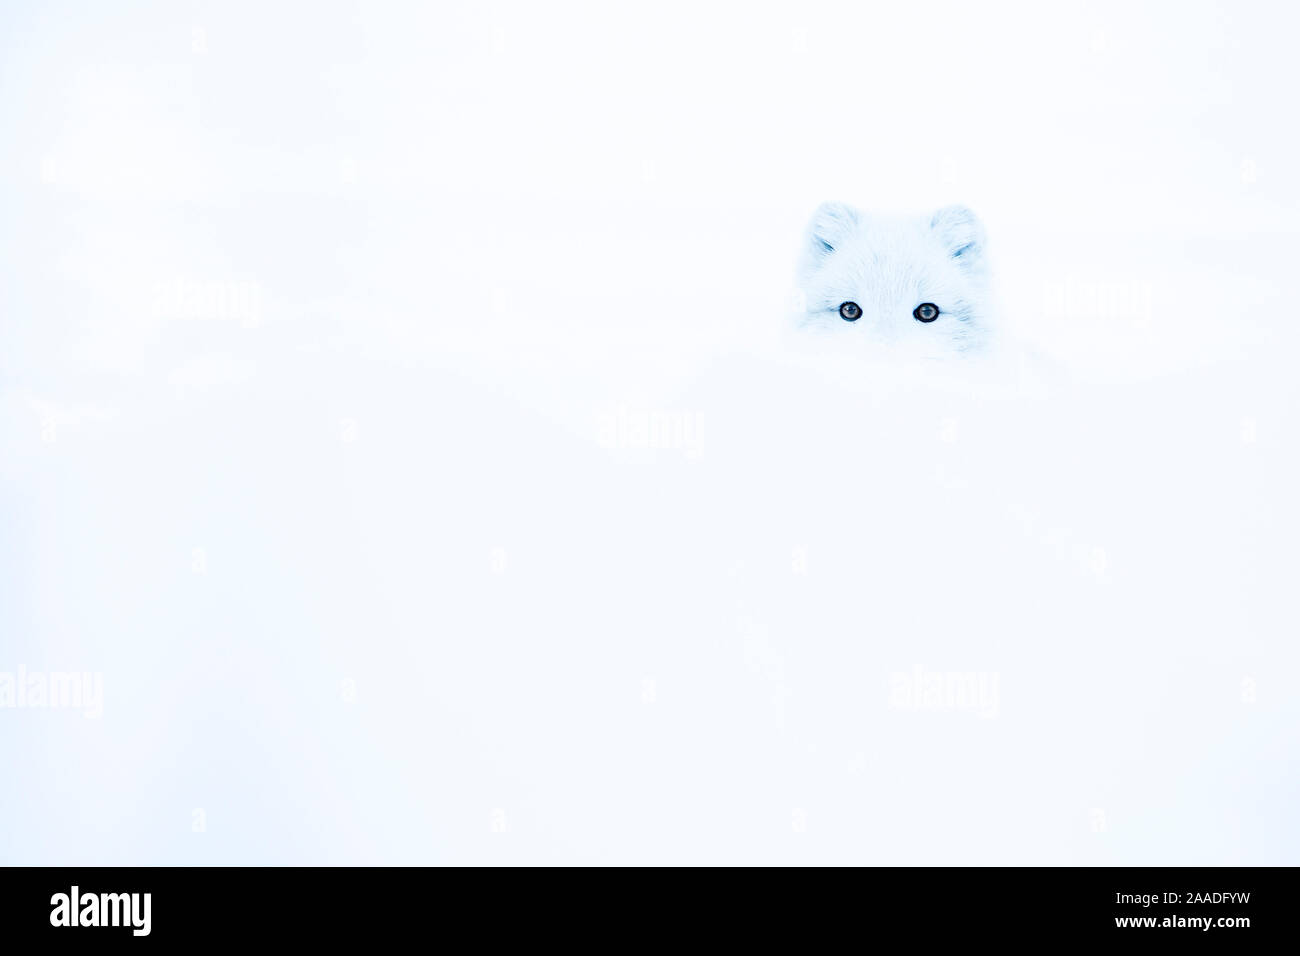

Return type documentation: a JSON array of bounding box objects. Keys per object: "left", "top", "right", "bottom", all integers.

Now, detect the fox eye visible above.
[
  {"left": 839, "top": 301, "right": 862, "bottom": 321},
  {"left": 913, "top": 302, "right": 940, "bottom": 323}
]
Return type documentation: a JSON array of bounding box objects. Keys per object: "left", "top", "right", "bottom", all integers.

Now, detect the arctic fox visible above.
[{"left": 793, "top": 202, "right": 993, "bottom": 361}]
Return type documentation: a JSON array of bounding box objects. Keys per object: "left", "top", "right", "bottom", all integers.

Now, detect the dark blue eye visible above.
[
  {"left": 839, "top": 301, "right": 862, "bottom": 321},
  {"left": 913, "top": 302, "right": 940, "bottom": 323}
]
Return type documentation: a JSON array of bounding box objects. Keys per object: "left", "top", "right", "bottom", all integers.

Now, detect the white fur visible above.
[{"left": 793, "top": 202, "right": 992, "bottom": 361}]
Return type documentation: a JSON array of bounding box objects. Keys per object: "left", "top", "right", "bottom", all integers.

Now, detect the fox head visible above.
[{"left": 794, "top": 202, "right": 992, "bottom": 358}]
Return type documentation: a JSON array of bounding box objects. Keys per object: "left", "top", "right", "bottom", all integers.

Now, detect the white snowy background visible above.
[{"left": 1, "top": 0, "right": 1297, "bottom": 864}]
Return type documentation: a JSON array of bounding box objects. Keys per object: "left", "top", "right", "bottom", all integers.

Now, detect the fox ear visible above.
[
  {"left": 805, "top": 201, "right": 861, "bottom": 257},
  {"left": 930, "top": 205, "right": 986, "bottom": 269}
]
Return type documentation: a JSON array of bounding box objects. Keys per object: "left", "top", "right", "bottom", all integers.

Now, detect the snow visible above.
[{"left": 1, "top": 0, "right": 1297, "bottom": 864}]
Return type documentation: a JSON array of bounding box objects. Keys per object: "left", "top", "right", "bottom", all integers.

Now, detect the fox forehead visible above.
[{"left": 810, "top": 221, "right": 961, "bottom": 301}]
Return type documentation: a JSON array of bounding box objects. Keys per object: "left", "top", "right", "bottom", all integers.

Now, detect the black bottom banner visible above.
[{"left": 0, "top": 865, "right": 1291, "bottom": 944}]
